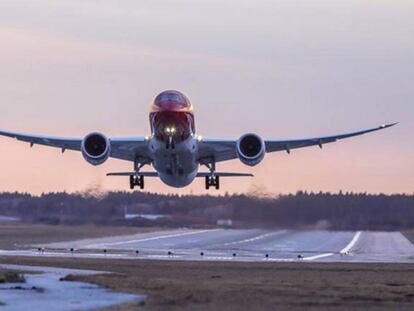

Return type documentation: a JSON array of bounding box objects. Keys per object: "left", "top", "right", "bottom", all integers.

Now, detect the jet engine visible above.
[
  {"left": 236, "top": 133, "right": 266, "bottom": 166},
  {"left": 81, "top": 132, "right": 111, "bottom": 166}
]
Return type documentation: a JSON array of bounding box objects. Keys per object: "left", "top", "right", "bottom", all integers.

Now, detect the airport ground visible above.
[
  {"left": 1, "top": 225, "right": 414, "bottom": 310},
  {"left": 0, "top": 224, "right": 160, "bottom": 250},
  {"left": 0, "top": 268, "right": 27, "bottom": 306},
  {"left": 1, "top": 257, "right": 414, "bottom": 310},
  {"left": 0, "top": 269, "right": 26, "bottom": 283},
  {"left": 403, "top": 230, "right": 414, "bottom": 244}
]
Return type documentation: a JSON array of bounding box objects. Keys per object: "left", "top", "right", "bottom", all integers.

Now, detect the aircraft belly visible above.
[{"left": 151, "top": 137, "right": 199, "bottom": 187}]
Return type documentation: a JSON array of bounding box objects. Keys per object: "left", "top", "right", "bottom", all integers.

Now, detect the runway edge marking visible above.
[{"left": 303, "top": 253, "right": 335, "bottom": 261}]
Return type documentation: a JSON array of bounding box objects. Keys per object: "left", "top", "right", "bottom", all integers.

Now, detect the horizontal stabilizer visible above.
[
  {"left": 107, "top": 172, "right": 158, "bottom": 177},
  {"left": 107, "top": 172, "right": 253, "bottom": 178},
  {"left": 196, "top": 172, "right": 253, "bottom": 177}
]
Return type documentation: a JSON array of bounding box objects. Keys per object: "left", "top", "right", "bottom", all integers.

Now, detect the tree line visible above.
[{"left": 0, "top": 191, "right": 413, "bottom": 230}]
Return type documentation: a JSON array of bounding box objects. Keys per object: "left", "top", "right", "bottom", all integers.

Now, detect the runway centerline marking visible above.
[
  {"left": 86, "top": 229, "right": 223, "bottom": 248},
  {"left": 223, "top": 231, "right": 287, "bottom": 246}
]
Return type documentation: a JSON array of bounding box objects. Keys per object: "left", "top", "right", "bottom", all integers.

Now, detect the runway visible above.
[{"left": 2, "top": 229, "right": 414, "bottom": 263}]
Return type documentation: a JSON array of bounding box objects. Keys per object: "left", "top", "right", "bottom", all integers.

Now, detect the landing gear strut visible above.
[
  {"left": 202, "top": 158, "right": 220, "bottom": 190},
  {"left": 205, "top": 175, "right": 220, "bottom": 190},
  {"left": 129, "top": 158, "right": 150, "bottom": 190},
  {"left": 130, "top": 175, "right": 144, "bottom": 190},
  {"left": 166, "top": 135, "right": 175, "bottom": 149}
]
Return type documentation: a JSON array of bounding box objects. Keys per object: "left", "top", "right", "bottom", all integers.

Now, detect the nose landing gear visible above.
[{"left": 166, "top": 135, "right": 175, "bottom": 149}]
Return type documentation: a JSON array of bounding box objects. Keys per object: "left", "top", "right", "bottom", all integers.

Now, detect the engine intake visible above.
[
  {"left": 81, "top": 132, "right": 111, "bottom": 166},
  {"left": 236, "top": 133, "right": 265, "bottom": 166}
]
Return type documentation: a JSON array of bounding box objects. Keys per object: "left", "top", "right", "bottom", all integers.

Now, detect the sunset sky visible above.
[{"left": 0, "top": 0, "right": 412, "bottom": 195}]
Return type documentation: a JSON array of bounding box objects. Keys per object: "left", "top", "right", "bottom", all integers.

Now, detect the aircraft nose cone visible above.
[
  {"left": 156, "top": 100, "right": 186, "bottom": 111},
  {"left": 151, "top": 90, "right": 193, "bottom": 113}
]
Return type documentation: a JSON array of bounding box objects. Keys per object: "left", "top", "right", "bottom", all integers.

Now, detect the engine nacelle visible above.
[
  {"left": 81, "top": 132, "right": 111, "bottom": 166},
  {"left": 236, "top": 133, "right": 266, "bottom": 166}
]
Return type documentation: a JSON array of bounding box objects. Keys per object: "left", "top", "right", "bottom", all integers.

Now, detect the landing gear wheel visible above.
[
  {"left": 139, "top": 175, "right": 144, "bottom": 190},
  {"left": 205, "top": 175, "right": 220, "bottom": 190},
  {"left": 130, "top": 175, "right": 144, "bottom": 190},
  {"left": 130, "top": 175, "right": 135, "bottom": 190}
]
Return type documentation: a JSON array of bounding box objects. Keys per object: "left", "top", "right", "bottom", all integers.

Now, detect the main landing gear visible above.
[
  {"left": 130, "top": 175, "right": 144, "bottom": 190},
  {"left": 205, "top": 175, "right": 220, "bottom": 190},
  {"left": 202, "top": 158, "right": 220, "bottom": 190},
  {"left": 129, "top": 158, "right": 150, "bottom": 190}
]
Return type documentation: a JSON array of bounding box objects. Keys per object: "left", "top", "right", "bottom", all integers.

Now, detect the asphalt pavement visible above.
[{"left": 2, "top": 229, "right": 413, "bottom": 263}]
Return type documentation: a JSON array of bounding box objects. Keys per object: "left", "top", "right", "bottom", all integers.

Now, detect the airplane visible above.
[{"left": 0, "top": 90, "right": 397, "bottom": 190}]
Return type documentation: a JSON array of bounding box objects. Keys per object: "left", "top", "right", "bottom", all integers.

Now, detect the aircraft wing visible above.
[
  {"left": 0, "top": 130, "right": 82, "bottom": 152},
  {"left": 0, "top": 123, "right": 397, "bottom": 164},
  {"left": 0, "top": 130, "right": 149, "bottom": 162},
  {"left": 199, "top": 123, "right": 397, "bottom": 163},
  {"left": 108, "top": 137, "right": 150, "bottom": 161}
]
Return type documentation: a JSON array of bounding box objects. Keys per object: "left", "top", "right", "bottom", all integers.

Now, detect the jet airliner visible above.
[{"left": 0, "top": 90, "right": 396, "bottom": 190}]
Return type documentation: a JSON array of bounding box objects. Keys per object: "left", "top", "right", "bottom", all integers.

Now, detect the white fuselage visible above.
[
  {"left": 150, "top": 136, "right": 199, "bottom": 187},
  {"left": 148, "top": 90, "right": 199, "bottom": 188}
]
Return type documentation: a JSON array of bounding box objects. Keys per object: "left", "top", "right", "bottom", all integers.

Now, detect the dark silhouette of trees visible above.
[{"left": 0, "top": 191, "right": 413, "bottom": 230}]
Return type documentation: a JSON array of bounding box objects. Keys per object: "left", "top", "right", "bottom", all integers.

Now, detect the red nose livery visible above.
[{"left": 150, "top": 90, "right": 195, "bottom": 142}]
